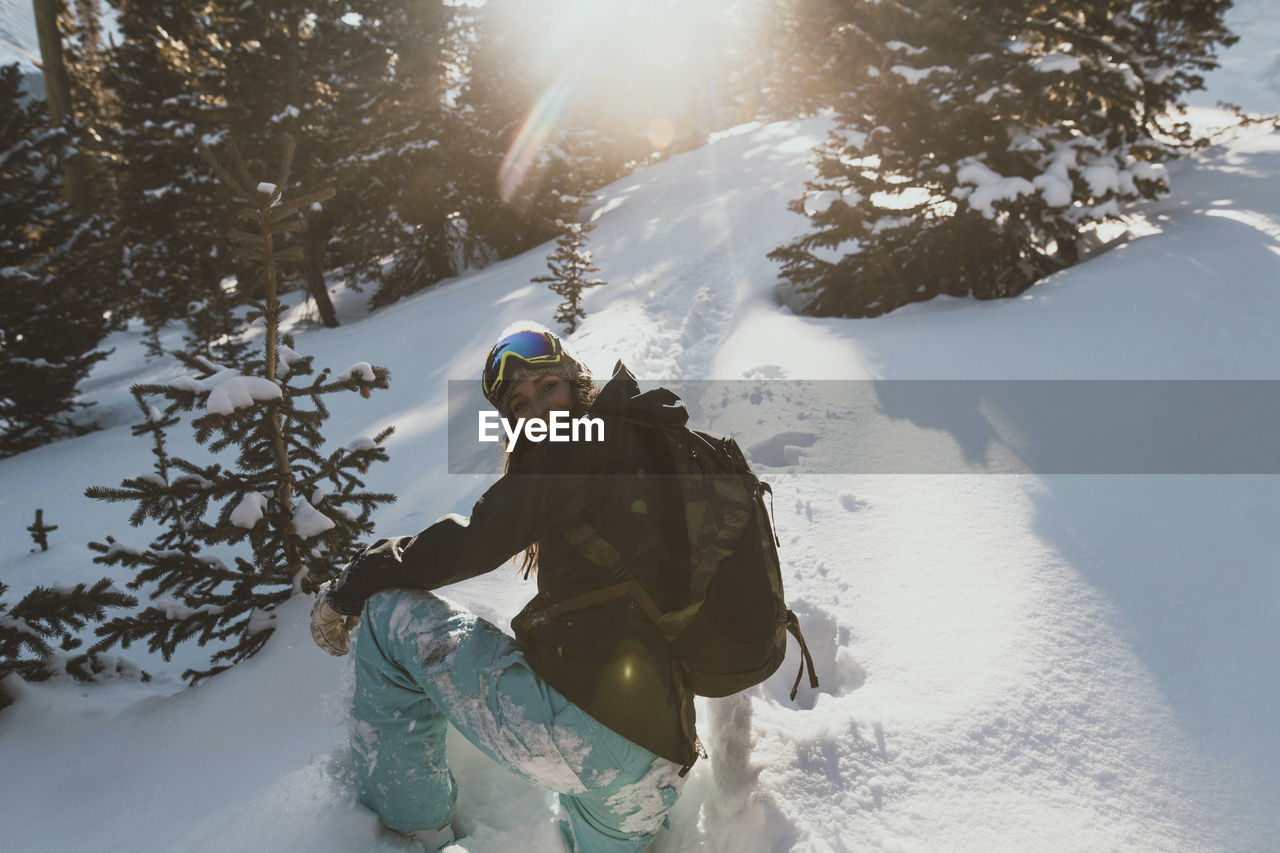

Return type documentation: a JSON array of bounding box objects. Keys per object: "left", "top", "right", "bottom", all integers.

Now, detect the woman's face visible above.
[{"left": 506, "top": 372, "right": 574, "bottom": 423}]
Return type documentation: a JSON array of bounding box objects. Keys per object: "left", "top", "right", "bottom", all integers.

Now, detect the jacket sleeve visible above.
[{"left": 325, "top": 438, "right": 605, "bottom": 616}]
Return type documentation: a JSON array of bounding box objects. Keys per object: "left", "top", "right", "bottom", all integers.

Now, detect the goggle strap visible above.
[{"left": 485, "top": 350, "right": 563, "bottom": 396}]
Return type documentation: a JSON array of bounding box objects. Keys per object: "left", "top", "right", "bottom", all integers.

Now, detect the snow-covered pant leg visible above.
[
  {"left": 351, "top": 594, "right": 456, "bottom": 832},
  {"left": 553, "top": 723, "right": 686, "bottom": 853},
  {"left": 350, "top": 588, "right": 685, "bottom": 851}
]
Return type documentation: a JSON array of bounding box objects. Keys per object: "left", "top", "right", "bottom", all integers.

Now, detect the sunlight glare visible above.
[
  {"left": 647, "top": 117, "right": 675, "bottom": 150},
  {"left": 494, "top": 0, "right": 750, "bottom": 203}
]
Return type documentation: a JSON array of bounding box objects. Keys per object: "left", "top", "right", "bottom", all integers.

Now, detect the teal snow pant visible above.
[{"left": 350, "top": 589, "right": 686, "bottom": 853}]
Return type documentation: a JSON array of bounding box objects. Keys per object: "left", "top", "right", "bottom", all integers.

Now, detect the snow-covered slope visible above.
[
  {"left": 4, "top": 13, "right": 1280, "bottom": 852},
  {"left": 0, "top": 0, "right": 40, "bottom": 71},
  {"left": 1187, "top": 0, "right": 1280, "bottom": 113}
]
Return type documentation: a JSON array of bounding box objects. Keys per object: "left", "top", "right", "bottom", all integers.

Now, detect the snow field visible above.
[{"left": 3, "top": 5, "right": 1280, "bottom": 846}]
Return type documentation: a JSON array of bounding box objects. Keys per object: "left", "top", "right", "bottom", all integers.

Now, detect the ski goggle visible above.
[{"left": 482, "top": 330, "right": 564, "bottom": 406}]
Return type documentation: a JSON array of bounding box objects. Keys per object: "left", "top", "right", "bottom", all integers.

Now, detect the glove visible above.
[{"left": 311, "top": 586, "right": 360, "bottom": 656}]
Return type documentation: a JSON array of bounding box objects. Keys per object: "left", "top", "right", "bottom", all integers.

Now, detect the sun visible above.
[{"left": 487, "top": 0, "right": 754, "bottom": 201}]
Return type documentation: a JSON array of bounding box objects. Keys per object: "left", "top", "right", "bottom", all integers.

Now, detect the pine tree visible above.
[
  {"left": 449, "top": 2, "right": 635, "bottom": 276},
  {"left": 749, "top": 0, "right": 843, "bottom": 120},
  {"left": 0, "top": 63, "right": 112, "bottom": 457},
  {"left": 208, "top": 0, "right": 349, "bottom": 330},
  {"left": 104, "top": 2, "right": 242, "bottom": 358},
  {"left": 0, "top": 577, "right": 141, "bottom": 709},
  {"left": 450, "top": 0, "right": 564, "bottom": 262},
  {"left": 86, "top": 136, "right": 395, "bottom": 683},
  {"left": 533, "top": 188, "right": 607, "bottom": 334},
  {"left": 317, "top": 0, "right": 465, "bottom": 309},
  {"left": 63, "top": 0, "right": 118, "bottom": 212},
  {"left": 769, "top": 0, "right": 1238, "bottom": 318}
]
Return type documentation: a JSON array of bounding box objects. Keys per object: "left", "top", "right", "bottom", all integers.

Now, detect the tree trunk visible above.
[
  {"left": 33, "top": 0, "right": 87, "bottom": 214},
  {"left": 282, "top": 15, "right": 301, "bottom": 109},
  {"left": 303, "top": 214, "right": 339, "bottom": 328},
  {"left": 282, "top": 14, "right": 336, "bottom": 328}
]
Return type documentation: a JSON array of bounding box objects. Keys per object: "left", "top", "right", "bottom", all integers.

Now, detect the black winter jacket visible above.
[{"left": 326, "top": 362, "right": 697, "bottom": 766}]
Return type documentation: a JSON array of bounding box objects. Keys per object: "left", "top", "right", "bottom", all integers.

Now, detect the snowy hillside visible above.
[
  {"left": 0, "top": 0, "right": 40, "bottom": 71},
  {"left": 4, "top": 6, "right": 1280, "bottom": 851}
]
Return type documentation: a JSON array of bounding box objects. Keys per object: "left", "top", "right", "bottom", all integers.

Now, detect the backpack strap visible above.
[
  {"left": 785, "top": 609, "right": 820, "bottom": 701},
  {"left": 561, "top": 520, "right": 625, "bottom": 577},
  {"left": 758, "top": 479, "right": 815, "bottom": 699},
  {"left": 553, "top": 521, "right": 705, "bottom": 773},
  {"left": 562, "top": 519, "right": 743, "bottom": 642},
  {"left": 537, "top": 577, "right": 664, "bottom": 625},
  {"left": 760, "top": 480, "right": 780, "bottom": 548},
  {"left": 671, "top": 658, "right": 707, "bottom": 777}
]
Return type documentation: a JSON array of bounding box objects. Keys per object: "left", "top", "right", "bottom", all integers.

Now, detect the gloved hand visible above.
[{"left": 310, "top": 585, "right": 360, "bottom": 656}]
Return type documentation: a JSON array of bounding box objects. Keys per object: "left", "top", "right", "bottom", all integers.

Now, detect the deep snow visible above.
[{"left": 3, "top": 5, "right": 1280, "bottom": 851}]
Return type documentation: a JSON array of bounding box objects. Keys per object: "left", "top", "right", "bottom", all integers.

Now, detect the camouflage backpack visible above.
[{"left": 544, "top": 423, "right": 819, "bottom": 703}]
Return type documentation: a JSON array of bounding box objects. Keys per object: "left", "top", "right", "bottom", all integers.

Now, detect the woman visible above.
[{"left": 311, "top": 329, "right": 697, "bottom": 853}]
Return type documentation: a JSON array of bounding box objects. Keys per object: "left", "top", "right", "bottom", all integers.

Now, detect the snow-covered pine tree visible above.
[
  {"left": 319, "top": 0, "right": 465, "bottom": 309},
  {"left": 0, "top": 577, "right": 142, "bottom": 710},
  {"left": 86, "top": 136, "right": 395, "bottom": 683},
  {"left": 533, "top": 188, "right": 607, "bottom": 334},
  {"left": 84, "top": 387, "right": 239, "bottom": 674},
  {"left": 104, "top": 2, "right": 243, "bottom": 359},
  {"left": 769, "top": 0, "right": 1238, "bottom": 317},
  {"left": 748, "top": 0, "right": 843, "bottom": 120},
  {"left": 0, "top": 63, "right": 113, "bottom": 457},
  {"left": 210, "top": 0, "right": 351, "bottom": 329},
  {"left": 61, "top": 0, "right": 118, "bottom": 213}
]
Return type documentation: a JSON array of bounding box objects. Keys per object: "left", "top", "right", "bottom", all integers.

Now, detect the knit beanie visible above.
[{"left": 497, "top": 356, "right": 584, "bottom": 420}]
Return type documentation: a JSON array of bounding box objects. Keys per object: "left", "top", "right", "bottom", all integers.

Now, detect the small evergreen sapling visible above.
[
  {"left": 533, "top": 190, "right": 607, "bottom": 334},
  {"left": 86, "top": 136, "right": 395, "bottom": 684},
  {"left": 28, "top": 509, "right": 57, "bottom": 552},
  {"left": 0, "top": 578, "right": 142, "bottom": 710}
]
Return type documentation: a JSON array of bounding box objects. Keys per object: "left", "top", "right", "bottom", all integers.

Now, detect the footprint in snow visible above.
[
  {"left": 793, "top": 498, "right": 813, "bottom": 522},
  {"left": 839, "top": 491, "right": 868, "bottom": 512},
  {"left": 742, "top": 365, "right": 787, "bottom": 379},
  {"left": 761, "top": 602, "right": 865, "bottom": 710},
  {"left": 747, "top": 431, "right": 818, "bottom": 468}
]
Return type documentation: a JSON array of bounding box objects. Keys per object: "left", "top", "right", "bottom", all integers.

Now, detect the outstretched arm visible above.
[{"left": 324, "top": 440, "right": 603, "bottom": 616}]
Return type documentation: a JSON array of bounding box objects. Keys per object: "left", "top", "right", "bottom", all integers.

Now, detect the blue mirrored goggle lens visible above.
[{"left": 482, "top": 331, "right": 561, "bottom": 398}]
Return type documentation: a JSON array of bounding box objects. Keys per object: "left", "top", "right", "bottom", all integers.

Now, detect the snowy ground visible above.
[
  {"left": 3, "top": 5, "right": 1280, "bottom": 851},
  {"left": 0, "top": 0, "right": 40, "bottom": 71}
]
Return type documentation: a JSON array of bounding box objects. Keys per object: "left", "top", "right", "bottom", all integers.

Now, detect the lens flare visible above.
[
  {"left": 647, "top": 117, "right": 675, "bottom": 150},
  {"left": 498, "top": 64, "right": 582, "bottom": 205},
  {"left": 492, "top": 0, "right": 749, "bottom": 203}
]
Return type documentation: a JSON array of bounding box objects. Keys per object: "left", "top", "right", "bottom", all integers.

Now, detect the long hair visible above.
[{"left": 501, "top": 367, "right": 599, "bottom": 579}]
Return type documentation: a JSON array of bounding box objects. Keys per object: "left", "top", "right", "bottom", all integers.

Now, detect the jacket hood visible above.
[{"left": 588, "top": 361, "right": 689, "bottom": 428}]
